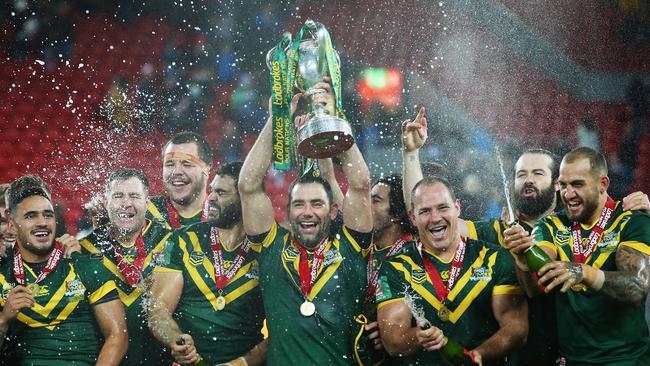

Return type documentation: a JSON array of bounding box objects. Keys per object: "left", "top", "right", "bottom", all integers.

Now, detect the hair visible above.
[
  {"left": 521, "top": 148, "right": 561, "bottom": 181},
  {"left": 374, "top": 174, "right": 416, "bottom": 234},
  {"left": 562, "top": 147, "right": 608, "bottom": 177},
  {"left": 7, "top": 175, "right": 52, "bottom": 217},
  {"left": 288, "top": 175, "right": 334, "bottom": 207},
  {"left": 410, "top": 176, "right": 456, "bottom": 210},
  {"left": 162, "top": 131, "right": 214, "bottom": 165},
  {"left": 0, "top": 183, "right": 9, "bottom": 210},
  {"left": 215, "top": 161, "right": 243, "bottom": 184},
  {"left": 421, "top": 161, "right": 449, "bottom": 180},
  {"left": 105, "top": 168, "right": 150, "bottom": 193}
]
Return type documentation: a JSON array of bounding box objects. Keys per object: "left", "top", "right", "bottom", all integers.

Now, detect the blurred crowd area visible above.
[{"left": 1, "top": 0, "right": 649, "bottom": 229}]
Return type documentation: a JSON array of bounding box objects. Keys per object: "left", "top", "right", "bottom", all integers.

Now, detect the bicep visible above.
[
  {"left": 92, "top": 299, "right": 127, "bottom": 337},
  {"left": 150, "top": 271, "right": 184, "bottom": 313},
  {"left": 377, "top": 300, "right": 413, "bottom": 338},
  {"left": 491, "top": 294, "right": 528, "bottom": 327},
  {"left": 242, "top": 190, "right": 275, "bottom": 236},
  {"left": 615, "top": 246, "right": 650, "bottom": 289},
  {"left": 342, "top": 188, "right": 372, "bottom": 233}
]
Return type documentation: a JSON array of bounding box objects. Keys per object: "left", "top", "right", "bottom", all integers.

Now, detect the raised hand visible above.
[{"left": 402, "top": 106, "right": 427, "bottom": 153}]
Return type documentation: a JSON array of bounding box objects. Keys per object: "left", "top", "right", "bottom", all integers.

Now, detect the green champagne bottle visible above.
[
  {"left": 175, "top": 338, "right": 212, "bottom": 366},
  {"left": 439, "top": 337, "right": 477, "bottom": 365},
  {"left": 523, "top": 245, "right": 551, "bottom": 273}
]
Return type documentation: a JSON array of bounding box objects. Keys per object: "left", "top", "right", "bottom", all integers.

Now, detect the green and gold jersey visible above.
[
  {"left": 467, "top": 219, "right": 557, "bottom": 366},
  {"left": 147, "top": 195, "right": 204, "bottom": 229},
  {"left": 79, "top": 219, "right": 172, "bottom": 366},
  {"left": 0, "top": 253, "right": 118, "bottom": 366},
  {"left": 154, "top": 221, "right": 264, "bottom": 364},
  {"left": 534, "top": 203, "right": 650, "bottom": 365},
  {"left": 376, "top": 239, "right": 523, "bottom": 366},
  {"left": 251, "top": 222, "right": 371, "bottom": 366}
]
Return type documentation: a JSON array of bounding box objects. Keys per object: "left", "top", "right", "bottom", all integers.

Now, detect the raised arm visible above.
[
  {"left": 471, "top": 294, "right": 528, "bottom": 361},
  {"left": 401, "top": 107, "right": 427, "bottom": 210},
  {"left": 339, "top": 142, "right": 372, "bottom": 232},
  {"left": 318, "top": 158, "right": 344, "bottom": 209},
  {"left": 92, "top": 298, "right": 128, "bottom": 366}
]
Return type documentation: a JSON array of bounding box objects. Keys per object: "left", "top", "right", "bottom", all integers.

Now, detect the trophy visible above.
[{"left": 267, "top": 21, "right": 354, "bottom": 170}]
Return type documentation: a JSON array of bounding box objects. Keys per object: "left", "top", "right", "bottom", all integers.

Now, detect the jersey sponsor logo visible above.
[
  {"left": 2, "top": 282, "right": 15, "bottom": 299},
  {"left": 189, "top": 251, "right": 205, "bottom": 266},
  {"left": 375, "top": 275, "right": 392, "bottom": 302},
  {"left": 65, "top": 278, "right": 86, "bottom": 300},
  {"left": 34, "top": 285, "right": 50, "bottom": 297},
  {"left": 323, "top": 248, "right": 343, "bottom": 267},
  {"left": 411, "top": 269, "right": 427, "bottom": 284},
  {"left": 244, "top": 261, "right": 259, "bottom": 280},
  {"left": 470, "top": 266, "right": 492, "bottom": 281},
  {"left": 598, "top": 231, "right": 619, "bottom": 253}
]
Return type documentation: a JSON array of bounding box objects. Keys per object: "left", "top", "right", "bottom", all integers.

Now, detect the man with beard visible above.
[
  {"left": 78, "top": 168, "right": 172, "bottom": 365},
  {"left": 148, "top": 131, "right": 213, "bottom": 229},
  {"left": 506, "top": 147, "right": 650, "bottom": 365},
  {"left": 149, "top": 162, "right": 266, "bottom": 366},
  {"left": 238, "top": 81, "right": 373, "bottom": 365},
  {"left": 0, "top": 175, "right": 127, "bottom": 365}
]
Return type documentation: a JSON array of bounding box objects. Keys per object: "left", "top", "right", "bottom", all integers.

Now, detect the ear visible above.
[
  {"left": 455, "top": 199, "right": 461, "bottom": 216},
  {"left": 553, "top": 180, "right": 560, "bottom": 192},
  {"left": 330, "top": 202, "right": 339, "bottom": 220},
  {"left": 600, "top": 176, "right": 610, "bottom": 194},
  {"left": 408, "top": 209, "right": 417, "bottom": 227}
]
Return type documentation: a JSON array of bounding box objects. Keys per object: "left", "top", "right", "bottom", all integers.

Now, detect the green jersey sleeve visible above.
[
  {"left": 492, "top": 248, "right": 524, "bottom": 296},
  {"left": 375, "top": 260, "right": 407, "bottom": 306},
  {"left": 533, "top": 216, "right": 558, "bottom": 255},
  {"left": 153, "top": 232, "right": 183, "bottom": 272},
  {"left": 619, "top": 212, "right": 650, "bottom": 256},
  {"left": 467, "top": 219, "right": 503, "bottom": 246},
  {"left": 71, "top": 254, "right": 119, "bottom": 305}
]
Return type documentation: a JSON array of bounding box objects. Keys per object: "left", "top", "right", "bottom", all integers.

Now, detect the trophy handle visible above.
[{"left": 314, "top": 22, "right": 340, "bottom": 69}]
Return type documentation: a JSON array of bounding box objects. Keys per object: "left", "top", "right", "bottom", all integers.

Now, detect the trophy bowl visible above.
[{"left": 296, "top": 114, "right": 354, "bottom": 159}]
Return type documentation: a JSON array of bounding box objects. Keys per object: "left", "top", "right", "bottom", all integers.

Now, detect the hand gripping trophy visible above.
[{"left": 267, "top": 20, "right": 354, "bottom": 172}]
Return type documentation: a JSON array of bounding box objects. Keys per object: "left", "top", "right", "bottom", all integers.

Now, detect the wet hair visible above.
[
  {"left": 105, "top": 168, "right": 149, "bottom": 193},
  {"left": 162, "top": 131, "right": 214, "bottom": 165},
  {"left": 374, "top": 174, "right": 416, "bottom": 234},
  {"left": 7, "top": 175, "right": 52, "bottom": 217},
  {"left": 421, "top": 161, "right": 449, "bottom": 180},
  {"left": 215, "top": 161, "right": 243, "bottom": 184},
  {"left": 521, "top": 148, "right": 560, "bottom": 182},
  {"left": 411, "top": 176, "right": 457, "bottom": 210},
  {"left": 562, "top": 147, "right": 608, "bottom": 177},
  {"left": 288, "top": 175, "right": 334, "bottom": 208}
]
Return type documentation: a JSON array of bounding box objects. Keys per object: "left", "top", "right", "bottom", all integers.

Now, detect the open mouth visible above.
[
  {"left": 31, "top": 229, "right": 51, "bottom": 242},
  {"left": 521, "top": 187, "right": 538, "bottom": 197},
  {"left": 566, "top": 200, "right": 582, "bottom": 213},
  {"left": 428, "top": 225, "right": 447, "bottom": 239},
  {"left": 299, "top": 221, "right": 318, "bottom": 234}
]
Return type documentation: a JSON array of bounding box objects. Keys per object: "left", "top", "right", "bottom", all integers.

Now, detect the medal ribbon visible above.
[
  {"left": 571, "top": 197, "right": 616, "bottom": 264},
  {"left": 209, "top": 227, "right": 251, "bottom": 290},
  {"left": 366, "top": 234, "right": 412, "bottom": 296},
  {"left": 420, "top": 238, "right": 466, "bottom": 304},
  {"left": 270, "top": 33, "right": 293, "bottom": 170},
  {"left": 165, "top": 195, "right": 209, "bottom": 229},
  {"left": 294, "top": 237, "right": 328, "bottom": 299},
  {"left": 13, "top": 242, "right": 63, "bottom": 286},
  {"left": 113, "top": 233, "right": 147, "bottom": 286}
]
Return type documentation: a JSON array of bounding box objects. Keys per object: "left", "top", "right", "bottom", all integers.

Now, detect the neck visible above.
[
  {"left": 111, "top": 225, "right": 143, "bottom": 248},
  {"left": 18, "top": 244, "right": 53, "bottom": 263},
  {"left": 422, "top": 236, "right": 460, "bottom": 262},
  {"left": 375, "top": 224, "right": 403, "bottom": 249},
  {"left": 586, "top": 194, "right": 609, "bottom": 226},
  {"left": 173, "top": 191, "right": 206, "bottom": 217},
  {"left": 216, "top": 222, "right": 246, "bottom": 251}
]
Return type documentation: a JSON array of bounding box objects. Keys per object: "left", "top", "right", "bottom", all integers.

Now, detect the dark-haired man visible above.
[
  {"left": 0, "top": 175, "right": 127, "bottom": 365},
  {"left": 148, "top": 131, "right": 214, "bottom": 229},
  {"left": 507, "top": 147, "right": 650, "bottom": 365},
  {"left": 150, "top": 162, "right": 266, "bottom": 365},
  {"left": 239, "top": 82, "right": 373, "bottom": 365},
  {"left": 79, "top": 168, "right": 172, "bottom": 365}
]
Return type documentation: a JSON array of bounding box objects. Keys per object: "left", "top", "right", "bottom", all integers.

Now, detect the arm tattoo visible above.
[{"left": 600, "top": 246, "right": 650, "bottom": 306}]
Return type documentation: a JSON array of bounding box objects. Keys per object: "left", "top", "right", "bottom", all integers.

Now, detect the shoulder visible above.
[{"left": 149, "top": 195, "right": 167, "bottom": 207}]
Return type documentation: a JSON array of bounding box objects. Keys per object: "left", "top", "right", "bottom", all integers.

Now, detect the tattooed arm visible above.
[{"left": 538, "top": 246, "right": 650, "bottom": 306}]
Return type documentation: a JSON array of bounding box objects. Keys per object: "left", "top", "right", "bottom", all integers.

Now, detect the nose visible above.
[{"left": 563, "top": 185, "right": 576, "bottom": 200}]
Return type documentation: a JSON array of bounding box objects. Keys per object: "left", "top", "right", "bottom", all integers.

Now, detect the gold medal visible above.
[
  {"left": 300, "top": 301, "right": 316, "bottom": 317},
  {"left": 571, "top": 283, "right": 587, "bottom": 292},
  {"left": 26, "top": 283, "right": 40, "bottom": 295},
  {"left": 437, "top": 305, "right": 450, "bottom": 322},
  {"left": 216, "top": 295, "right": 226, "bottom": 311}
]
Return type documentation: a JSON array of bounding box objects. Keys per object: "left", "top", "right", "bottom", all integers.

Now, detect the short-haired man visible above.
[
  {"left": 376, "top": 175, "right": 528, "bottom": 365},
  {"left": 507, "top": 147, "right": 650, "bottom": 365},
  {"left": 0, "top": 175, "right": 127, "bottom": 365},
  {"left": 79, "top": 168, "right": 172, "bottom": 365},
  {"left": 239, "top": 81, "right": 373, "bottom": 365},
  {"left": 150, "top": 162, "right": 266, "bottom": 365},
  {"left": 148, "top": 131, "right": 214, "bottom": 229}
]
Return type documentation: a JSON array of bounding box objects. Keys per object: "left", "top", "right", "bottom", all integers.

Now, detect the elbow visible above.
[
  {"left": 383, "top": 339, "right": 406, "bottom": 357},
  {"left": 237, "top": 175, "right": 261, "bottom": 196}
]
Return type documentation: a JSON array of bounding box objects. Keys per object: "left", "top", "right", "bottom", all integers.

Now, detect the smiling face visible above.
[
  {"left": 288, "top": 182, "right": 337, "bottom": 249},
  {"left": 10, "top": 195, "right": 56, "bottom": 259},
  {"left": 105, "top": 177, "right": 149, "bottom": 237},
  {"left": 162, "top": 142, "right": 208, "bottom": 207},
  {"left": 513, "top": 153, "right": 557, "bottom": 219},
  {"left": 410, "top": 182, "right": 461, "bottom": 253},
  {"left": 371, "top": 183, "right": 394, "bottom": 236},
  {"left": 206, "top": 174, "right": 241, "bottom": 229},
  {"left": 558, "top": 158, "right": 606, "bottom": 224}
]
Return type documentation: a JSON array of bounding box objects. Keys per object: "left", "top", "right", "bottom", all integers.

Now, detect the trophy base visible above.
[{"left": 297, "top": 115, "right": 354, "bottom": 159}]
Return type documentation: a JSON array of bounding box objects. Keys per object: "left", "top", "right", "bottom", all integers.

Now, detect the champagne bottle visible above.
[
  {"left": 174, "top": 338, "right": 212, "bottom": 366},
  {"left": 523, "top": 245, "right": 551, "bottom": 273},
  {"left": 439, "top": 337, "right": 477, "bottom": 365}
]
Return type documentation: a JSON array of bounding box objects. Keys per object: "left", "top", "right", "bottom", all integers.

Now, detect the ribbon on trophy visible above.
[{"left": 269, "top": 33, "right": 293, "bottom": 170}]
